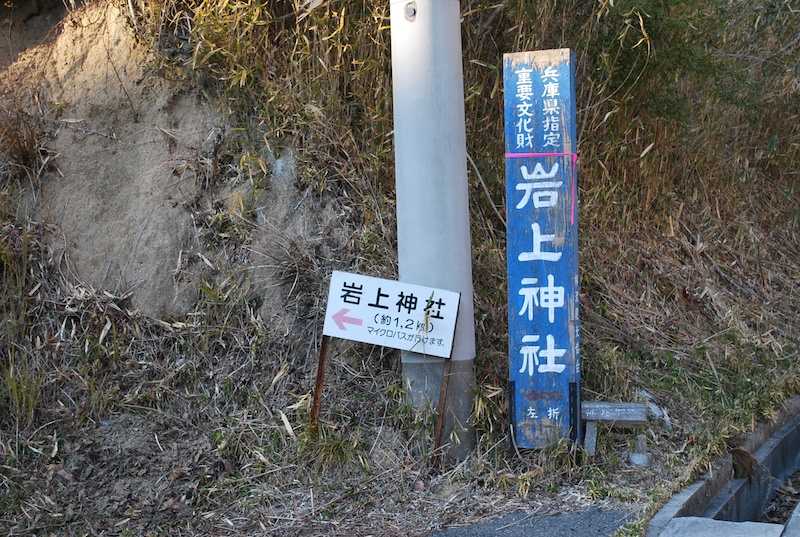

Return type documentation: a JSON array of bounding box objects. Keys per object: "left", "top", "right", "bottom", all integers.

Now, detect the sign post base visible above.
[{"left": 402, "top": 355, "right": 476, "bottom": 460}]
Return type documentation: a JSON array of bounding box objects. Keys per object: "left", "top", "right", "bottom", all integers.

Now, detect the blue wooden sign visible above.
[{"left": 503, "top": 49, "right": 581, "bottom": 448}]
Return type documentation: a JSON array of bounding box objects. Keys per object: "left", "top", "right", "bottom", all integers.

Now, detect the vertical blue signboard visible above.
[{"left": 504, "top": 49, "right": 580, "bottom": 449}]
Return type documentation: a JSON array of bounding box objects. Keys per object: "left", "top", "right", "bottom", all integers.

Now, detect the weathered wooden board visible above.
[
  {"left": 581, "top": 401, "right": 647, "bottom": 455},
  {"left": 581, "top": 402, "right": 647, "bottom": 428},
  {"left": 504, "top": 49, "right": 580, "bottom": 448}
]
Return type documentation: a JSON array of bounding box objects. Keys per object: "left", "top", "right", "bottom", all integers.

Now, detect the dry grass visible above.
[{"left": 0, "top": 0, "right": 798, "bottom": 534}]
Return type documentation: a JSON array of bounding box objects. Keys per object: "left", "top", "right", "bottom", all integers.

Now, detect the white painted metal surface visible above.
[{"left": 390, "top": 0, "right": 476, "bottom": 364}]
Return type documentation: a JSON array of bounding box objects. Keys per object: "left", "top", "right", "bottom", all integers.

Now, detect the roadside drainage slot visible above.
[
  {"left": 702, "top": 411, "right": 800, "bottom": 521},
  {"left": 648, "top": 396, "right": 800, "bottom": 536}
]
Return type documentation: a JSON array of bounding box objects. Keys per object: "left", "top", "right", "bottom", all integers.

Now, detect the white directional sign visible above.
[{"left": 323, "top": 271, "right": 461, "bottom": 358}]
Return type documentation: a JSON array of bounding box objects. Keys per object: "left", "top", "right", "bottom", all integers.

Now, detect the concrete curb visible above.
[
  {"left": 648, "top": 396, "right": 800, "bottom": 536},
  {"left": 657, "top": 517, "right": 784, "bottom": 537},
  {"left": 783, "top": 502, "right": 800, "bottom": 537}
]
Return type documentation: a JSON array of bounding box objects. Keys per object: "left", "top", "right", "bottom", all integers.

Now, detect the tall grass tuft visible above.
[{"left": 0, "top": 96, "right": 46, "bottom": 430}]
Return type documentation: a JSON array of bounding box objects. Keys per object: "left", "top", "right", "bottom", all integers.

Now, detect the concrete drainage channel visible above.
[{"left": 648, "top": 396, "right": 800, "bottom": 537}]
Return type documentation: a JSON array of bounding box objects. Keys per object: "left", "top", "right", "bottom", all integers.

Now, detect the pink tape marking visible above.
[{"left": 505, "top": 152, "right": 579, "bottom": 225}]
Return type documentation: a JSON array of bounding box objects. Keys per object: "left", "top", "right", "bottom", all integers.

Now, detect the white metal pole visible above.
[{"left": 390, "top": 0, "right": 476, "bottom": 457}]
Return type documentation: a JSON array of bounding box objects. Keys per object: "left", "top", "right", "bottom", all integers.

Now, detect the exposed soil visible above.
[
  {"left": 0, "top": 2, "right": 362, "bottom": 534},
  {"left": 5, "top": 0, "right": 224, "bottom": 319},
  {"left": 2, "top": 4, "right": 234, "bottom": 534},
  {"left": 1, "top": 0, "right": 65, "bottom": 68},
  {"left": 4, "top": 0, "right": 339, "bottom": 318}
]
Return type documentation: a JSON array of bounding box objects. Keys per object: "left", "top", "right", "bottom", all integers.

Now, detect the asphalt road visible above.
[{"left": 429, "top": 506, "right": 634, "bottom": 537}]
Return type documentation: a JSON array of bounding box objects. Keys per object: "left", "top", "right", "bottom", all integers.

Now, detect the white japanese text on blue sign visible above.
[{"left": 504, "top": 49, "right": 581, "bottom": 448}]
